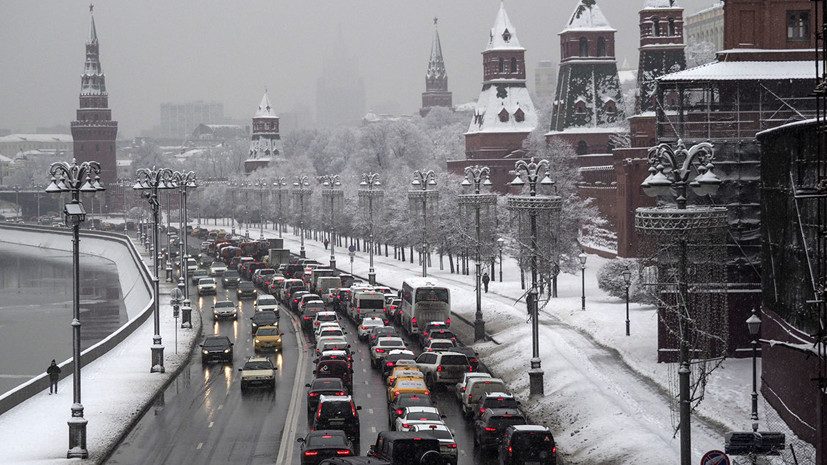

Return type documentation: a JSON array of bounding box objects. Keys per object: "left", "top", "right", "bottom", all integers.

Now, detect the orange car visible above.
[{"left": 387, "top": 377, "right": 429, "bottom": 403}]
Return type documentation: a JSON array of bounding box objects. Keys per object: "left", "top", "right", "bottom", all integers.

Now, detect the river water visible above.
[{"left": 0, "top": 242, "right": 126, "bottom": 395}]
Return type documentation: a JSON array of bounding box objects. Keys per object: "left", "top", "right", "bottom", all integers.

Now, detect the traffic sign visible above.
[
  {"left": 348, "top": 245, "right": 356, "bottom": 253},
  {"left": 701, "top": 450, "right": 730, "bottom": 465}
]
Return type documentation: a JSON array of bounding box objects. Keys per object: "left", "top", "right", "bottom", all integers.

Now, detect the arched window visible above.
[
  {"left": 579, "top": 37, "right": 589, "bottom": 57},
  {"left": 605, "top": 100, "right": 617, "bottom": 113},
  {"left": 511, "top": 57, "right": 517, "bottom": 73},
  {"left": 576, "top": 141, "right": 588, "bottom": 155},
  {"left": 597, "top": 37, "right": 607, "bottom": 57},
  {"left": 498, "top": 109, "right": 509, "bottom": 122},
  {"left": 653, "top": 19, "right": 661, "bottom": 37},
  {"left": 498, "top": 58, "right": 504, "bottom": 73},
  {"left": 668, "top": 18, "right": 676, "bottom": 36},
  {"left": 575, "top": 100, "right": 587, "bottom": 114},
  {"left": 514, "top": 108, "right": 525, "bottom": 122}
]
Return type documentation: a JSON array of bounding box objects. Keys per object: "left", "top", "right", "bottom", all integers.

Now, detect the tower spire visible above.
[{"left": 421, "top": 16, "right": 452, "bottom": 116}]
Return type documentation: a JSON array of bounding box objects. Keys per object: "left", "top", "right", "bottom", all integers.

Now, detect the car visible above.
[
  {"left": 209, "top": 262, "right": 228, "bottom": 277},
  {"left": 254, "top": 325, "right": 284, "bottom": 352},
  {"left": 387, "top": 377, "right": 429, "bottom": 403},
  {"left": 410, "top": 424, "right": 458, "bottom": 465},
  {"left": 314, "top": 322, "right": 343, "bottom": 340},
  {"left": 316, "top": 335, "right": 349, "bottom": 357},
  {"left": 191, "top": 269, "right": 208, "bottom": 285},
  {"left": 296, "top": 430, "right": 356, "bottom": 465},
  {"left": 253, "top": 268, "right": 277, "bottom": 288},
  {"left": 318, "top": 341, "right": 353, "bottom": 363},
  {"left": 290, "top": 290, "right": 310, "bottom": 311},
  {"left": 450, "top": 345, "right": 480, "bottom": 372},
  {"left": 312, "top": 395, "right": 362, "bottom": 445},
  {"left": 316, "top": 349, "right": 352, "bottom": 367},
  {"left": 237, "top": 281, "right": 257, "bottom": 300},
  {"left": 418, "top": 321, "right": 450, "bottom": 347},
  {"left": 474, "top": 391, "right": 521, "bottom": 420},
  {"left": 415, "top": 351, "right": 471, "bottom": 389},
  {"left": 198, "top": 254, "right": 214, "bottom": 269},
  {"left": 221, "top": 269, "right": 241, "bottom": 287},
  {"left": 421, "top": 329, "right": 457, "bottom": 347},
  {"left": 197, "top": 277, "right": 217, "bottom": 296},
  {"left": 357, "top": 317, "right": 384, "bottom": 341},
  {"left": 298, "top": 293, "right": 323, "bottom": 313},
  {"left": 381, "top": 350, "right": 417, "bottom": 379},
  {"left": 498, "top": 425, "right": 557, "bottom": 465},
  {"left": 370, "top": 337, "right": 407, "bottom": 368},
  {"left": 285, "top": 285, "right": 308, "bottom": 306},
  {"left": 454, "top": 372, "right": 493, "bottom": 403},
  {"left": 312, "top": 311, "right": 339, "bottom": 331},
  {"left": 314, "top": 358, "right": 353, "bottom": 393},
  {"left": 394, "top": 406, "right": 445, "bottom": 432},
  {"left": 316, "top": 327, "right": 346, "bottom": 341},
  {"left": 385, "top": 297, "right": 402, "bottom": 324},
  {"left": 462, "top": 377, "right": 508, "bottom": 418},
  {"left": 367, "top": 326, "right": 399, "bottom": 347},
  {"left": 306, "top": 377, "right": 348, "bottom": 414},
  {"left": 250, "top": 310, "right": 278, "bottom": 334},
  {"left": 185, "top": 258, "right": 198, "bottom": 273},
  {"left": 367, "top": 431, "right": 441, "bottom": 465},
  {"left": 255, "top": 294, "right": 279, "bottom": 314},
  {"left": 238, "top": 356, "right": 277, "bottom": 391},
  {"left": 386, "top": 367, "right": 424, "bottom": 387},
  {"left": 473, "top": 408, "right": 527, "bottom": 452},
  {"left": 423, "top": 339, "right": 457, "bottom": 353},
  {"left": 387, "top": 392, "right": 435, "bottom": 429},
  {"left": 302, "top": 301, "right": 327, "bottom": 329},
  {"left": 212, "top": 300, "right": 238, "bottom": 320},
  {"left": 333, "top": 289, "right": 352, "bottom": 313},
  {"left": 200, "top": 335, "right": 233, "bottom": 363}
]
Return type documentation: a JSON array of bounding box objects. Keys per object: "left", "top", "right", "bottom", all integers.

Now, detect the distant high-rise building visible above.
[
  {"left": 316, "top": 27, "right": 366, "bottom": 128},
  {"left": 159, "top": 101, "right": 224, "bottom": 140},
  {"left": 420, "top": 18, "right": 452, "bottom": 117},
  {"left": 533, "top": 60, "right": 557, "bottom": 100},
  {"left": 245, "top": 92, "right": 282, "bottom": 173},
  {"left": 71, "top": 6, "right": 117, "bottom": 191}
]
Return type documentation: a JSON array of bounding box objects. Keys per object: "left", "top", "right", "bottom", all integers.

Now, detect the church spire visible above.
[
  {"left": 420, "top": 17, "right": 452, "bottom": 116},
  {"left": 82, "top": 4, "right": 106, "bottom": 96},
  {"left": 426, "top": 17, "right": 446, "bottom": 81}
]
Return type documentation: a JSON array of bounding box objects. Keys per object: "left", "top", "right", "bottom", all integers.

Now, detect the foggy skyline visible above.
[{"left": 1, "top": 0, "right": 715, "bottom": 138}]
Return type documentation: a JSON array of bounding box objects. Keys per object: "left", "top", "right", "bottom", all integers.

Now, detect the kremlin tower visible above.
[
  {"left": 245, "top": 92, "right": 282, "bottom": 173},
  {"left": 637, "top": 0, "right": 685, "bottom": 113},
  {"left": 420, "top": 18, "right": 452, "bottom": 117}
]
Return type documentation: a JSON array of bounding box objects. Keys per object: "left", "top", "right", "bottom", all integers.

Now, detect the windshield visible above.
[
  {"left": 203, "top": 337, "right": 228, "bottom": 347},
  {"left": 243, "top": 361, "right": 272, "bottom": 370},
  {"left": 224, "top": 270, "right": 239, "bottom": 278},
  {"left": 257, "top": 327, "right": 280, "bottom": 336},
  {"left": 307, "top": 433, "right": 348, "bottom": 448},
  {"left": 215, "top": 301, "right": 234, "bottom": 308},
  {"left": 406, "top": 412, "right": 441, "bottom": 422},
  {"left": 414, "top": 288, "right": 449, "bottom": 304}
]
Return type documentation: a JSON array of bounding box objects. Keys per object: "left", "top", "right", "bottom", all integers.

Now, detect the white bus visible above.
[{"left": 399, "top": 277, "right": 451, "bottom": 335}]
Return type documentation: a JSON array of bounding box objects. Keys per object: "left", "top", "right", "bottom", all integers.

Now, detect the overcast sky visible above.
[{"left": 0, "top": 0, "right": 715, "bottom": 138}]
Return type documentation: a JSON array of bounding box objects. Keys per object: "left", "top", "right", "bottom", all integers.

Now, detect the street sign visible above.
[
  {"left": 701, "top": 450, "right": 730, "bottom": 465},
  {"left": 169, "top": 288, "right": 184, "bottom": 305},
  {"left": 348, "top": 245, "right": 356, "bottom": 253}
]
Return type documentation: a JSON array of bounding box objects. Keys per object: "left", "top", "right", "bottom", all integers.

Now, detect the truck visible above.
[
  {"left": 317, "top": 277, "right": 342, "bottom": 304},
  {"left": 351, "top": 290, "right": 386, "bottom": 323}
]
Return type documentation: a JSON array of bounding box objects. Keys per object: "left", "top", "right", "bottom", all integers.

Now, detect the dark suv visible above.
[
  {"left": 367, "top": 431, "right": 441, "bottom": 465},
  {"left": 474, "top": 392, "right": 521, "bottom": 420},
  {"left": 306, "top": 377, "right": 348, "bottom": 414},
  {"left": 313, "top": 395, "right": 362, "bottom": 446},
  {"left": 237, "top": 281, "right": 257, "bottom": 300},
  {"left": 473, "top": 408, "right": 527, "bottom": 452},
  {"left": 200, "top": 335, "right": 233, "bottom": 364},
  {"left": 498, "top": 425, "right": 557, "bottom": 465},
  {"left": 222, "top": 270, "right": 241, "bottom": 287}
]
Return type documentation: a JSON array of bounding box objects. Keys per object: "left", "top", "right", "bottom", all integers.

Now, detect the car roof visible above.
[
  {"left": 318, "top": 394, "right": 352, "bottom": 403},
  {"left": 310, "top": 377, "right": 345, "bottom": 387},
  {"left": 509, "top": 424, "right": 550, "bottom": 432},
  {"left": 402, "top": 406, "right": 439, "bottom": 414},
  {"left": 246, "top": 356, "right": 271, "bottom": 363},
  {"left": 481, "top": 392, "right": 515, "bottom": 399},
  {"left": 377, "top": 337, "right": 405, "bottom": 344}
]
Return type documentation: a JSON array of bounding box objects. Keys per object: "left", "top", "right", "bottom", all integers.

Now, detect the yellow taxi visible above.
[
  {"left": 387, "top": 377, "right": 429, "bottom": 403},
  {"left": 254, "top": 325, "right": 284, "bottom": 352},
  {"left": 386, "top": 367, "right": 424, "bottom": 386}
]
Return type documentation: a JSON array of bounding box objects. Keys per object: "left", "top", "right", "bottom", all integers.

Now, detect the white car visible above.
[
  {"left": 212, "top": 300, "right": 238, "bottom": 320},
  {"left": 394, "top": 406, "right": 445, "bottom": 432},
  {"left": 238, "top": 356, "right": 277, "bottom": 391},
  {"left": 255, "top": 294, "right": 279, "bottom": 313},
  {"left": 314, "top": 322, "right": 342, "bottom": 339},
  {"left": 357, "top": 317, "right": 384, "bottom": 341},
  {"left": 423, "top": 338, "right": 457, "bottom": 353},
  {"left": 209, "top": 262, "right": 228, "bottom": 277},
  {"left": 370, "top": 337, "right": 407, "bottom": 368},
  {"left": 197, "top": 277, "right": 217, "bottom": 296},
  {"left": 454, "top": 372, "right": 493, "bottom": 403},
  {"left": 316, "top": 335, "right": 348, "bottom": 357}
]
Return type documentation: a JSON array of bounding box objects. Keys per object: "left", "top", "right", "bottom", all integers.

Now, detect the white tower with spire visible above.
[{"left": 245, "top": 92, "right": 282, "bottom": 173}]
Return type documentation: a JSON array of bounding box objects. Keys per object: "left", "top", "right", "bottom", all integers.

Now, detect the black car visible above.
[
  {"left": 367, "top": 431, "right": 441, "bottom": 465},
  {"left": 222, "top": 270, "right": 241, "bottom": 287},
  {"left": 381, "top": 351, "right": 417, "bottom": 379},
  {"left": 200, "top": 335, "right": 233, "bottom": 363},
  {"left": 237, "top": 281, "right": 257, "bottom": 300},
  {"left": 474, "top": 392, "right": 521, "bottom": 420},
  {"left": 306, "top": 378, "right": 348, "bottom": 414},
  {"left": 498, "top": 425, "right": 557, "bottom": 465},
  {"left": 284, "top": 263, "right": 304, "bottom": 279},
  {"left": 368, "top": 326, "right": 400, "bottom": 347},
  {"left": 297, "top": 430, "right": 356, "bottom": 465},
  {"left": 387, "top": 393, "right": 435, "bottom": 428},
  {"left": 291, "top": 290, "right": 310, "bottom": 312},
  {"left": 473, "top": 408, "right": 527, "bottom": 452},
  {"left": 251, "top": 310, "right": 278, "bottom": 334},
  {"left": 313, "top": 395, "right": 362, "bottom": 445}
]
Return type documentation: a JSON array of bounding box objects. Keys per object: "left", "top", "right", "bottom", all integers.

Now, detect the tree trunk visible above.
[
  {"left": 410, "top": 246, "right": 414, "bottom": 263},
  {"left": 448, "top": 253, "right": 455, "bottom": 273}
]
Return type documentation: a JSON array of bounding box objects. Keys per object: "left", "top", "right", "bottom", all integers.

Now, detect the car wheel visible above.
[
  {"left": 240, "top": 382, "right": 247, "bottom": 392},
  {"left": 370, "top": 358, "right": 377, "bottom": 369}
]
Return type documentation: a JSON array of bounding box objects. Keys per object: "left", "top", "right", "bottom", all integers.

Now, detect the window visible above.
[
  {"left": 514, "top": 108, "right": 525, "bottom": 122},
  {"left": 511, "top": 57, "right": 517, "bottom": 74},
  {"left": 575, "top": 100, "right": 587, "bottom": 114},
  {"left": 498, "top": 109, "right": 509, "bottom": 122},
  {"left": 605, "top": 100, "right": 617, "bottom": 113},
  {"left": 498, "top": 58, "right": 504, "bottom": 73},
  {"left": 579, "top": 37, "right": 589, "bottom": 57},
  {"left": 787, "top": 11, "right": 809, "bottom": 40},
  {"left": 668, "top": 18, "right": 676, "bottom": 36},
  {"left": 653, "top": 19, "right": 661, "bottom": 37},
  {"left": 502, "top": 29, "right": 511, "bottom": 42},
  {"left": 597, "top": 37, "right": 607, "bottom": 57},
  {"left": 576, "top": 141, "right": 588, "bottom": 155}
]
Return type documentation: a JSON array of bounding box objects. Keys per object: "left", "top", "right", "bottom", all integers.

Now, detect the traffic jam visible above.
[{"left": 192, "top": 229, "right": 558, "bottom": 465}]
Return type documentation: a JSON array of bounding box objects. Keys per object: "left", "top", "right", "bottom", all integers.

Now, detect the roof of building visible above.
[
  {"left": 0, "top": 134, "right": 72, "bottom": 143},
  {"left": 427, "top": 19, "right": 447, "bottom": 80},
  {"left": 486, "top": 2, "right": 524, "bottom": 51},
  {"left": 466, "top": 84, "right": 537, "bottom": 134},
  {"left": 643, "top": 0, "right": 678, "bottom": 9},
  {"left": 254, "top": 92, "right": 278, "bottom": 119},
  {"left": 563, "top": 0, "right": 615, "bottom": 33},
  {"left": 659, "top": 60, "right": 815, "bottom": 82}
]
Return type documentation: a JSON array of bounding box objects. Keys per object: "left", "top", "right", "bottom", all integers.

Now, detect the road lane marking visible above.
[
  {"left": 371, "top": 426, "right": 377, "bottom": 433},
  {"left": 196, "top": 443, "right": 203, "bottom": 450},
  {"left": 218, "top": 404, "right": 223, "bottom": 410},
  {"left": 208, "top": 421, "right": 214, "bottom": 428},
  {"left": 367, "top": 393, "right": 371, "bottom": 398}
]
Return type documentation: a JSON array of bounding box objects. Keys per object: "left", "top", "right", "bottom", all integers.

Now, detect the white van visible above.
[
  {"left": 461, "top": 377, "right": 507, "bottom": 418},
  {"left": 352, "top": 291, "right": 386, "bottom": 322}
]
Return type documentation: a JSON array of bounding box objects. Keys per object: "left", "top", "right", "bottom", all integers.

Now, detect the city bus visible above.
[{"left": 399, "top": 277, "right": 451, "bottom": 335}]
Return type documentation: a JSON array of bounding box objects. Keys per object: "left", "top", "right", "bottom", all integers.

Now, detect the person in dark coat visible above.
[
  {"left": 323, "top": 238, "right": 329, "bottom": 250},
  {"left": 47, "top": 360, "right": 61, "bottom": 394},
  {"left": 482, "top": 272, "right": 490, "bottom": 293}
]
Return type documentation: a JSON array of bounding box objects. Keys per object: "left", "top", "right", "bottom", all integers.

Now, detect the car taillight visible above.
[
  {"left": 394, "top": 390, "right": 400, "bottom": 397},
  {"left": 402, "top": 424, "right": 410, "bottom": 428},
  {"left": 508, "top": 446, "right": 513, "bottom": 453},
  {"left": 553, "top": 446, "right": 557, "bottom": 453},
  {"left": 309, "top": 392, "right": 318, "bottom": 397},
  {"left": 337, "top": 450, "right": 351, "bottom": 455},
  {"left": 480, "top": 408, "right": 486, "bottom": 413},
  {"left": 485, "top": 427, "right": 497, "bottom": 432},
  {"left": 436, "top": 366, "right": 443, "bottom": 372},
  {"left": 450, "top": 444, "right": 457, "bottom": 448},
  {"left": 412, "top": 317, "right": 417, "bottom": 327},
  {"left": 423, "top": 390, "right": 430, "bottom": 395},
  {"left": 336, "top": 391, "right": 346, "bottom": 396},
  {"left": 375, "top": 348, "right": 384, "bottom": 353},
  {"left": 396, "top": 409, "right": 403, "bottom": 415},
  {"left": 386, "top": 362, "right": 393, "bottom": 366},
  {"left": 469, "top": 366, "right": 474, "bottom": 372},
  {"left": 304, "top": 451, "right": 318, "bottom": 456},
  {"left": 446, "top": 318, "right": 451, "bottom": 325},
  {"left": 351, "top": 403, "right": 357, "bottom": 416}
]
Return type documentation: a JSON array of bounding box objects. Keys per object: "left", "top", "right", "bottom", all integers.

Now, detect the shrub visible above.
[{"left": 597, "top": 258, "right": 648, "bottom": 302}]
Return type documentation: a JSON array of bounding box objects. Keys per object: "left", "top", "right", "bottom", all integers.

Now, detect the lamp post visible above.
[
  {"left": 241, "top": 180, "right": 250, "bottom": 239},
  {"left": 746, "top": 308, "right": 762, "bottom": 432},
  {"left": 46, "top": 158, "right": 105, "bottom": 458},
  {"left": 293, "top": 176, "right": 311, "bottom": 258},
  {"left": 497, "top": 237, "right": 504, "bottom": 282},
  {"left": 459, "top": 165, "right": 496, "bottom": 342},
  {"left": 319, "top": 174, "right": 343, "bottom": 269},
  {"left": 359, "top": 173, "right": 383, "bottom": 285},
  {"left": 507, "top": 158, "right": 559, "bottom": 397},
  {"left": 117, "top": 179, "right": 129, "bottom": 234},
  {"left": 272, "top": 177, "right": 287, "bottom": 238},
  {"left": 134, "top": 166, "right": 176, "bottom": 373},
  {"left": 622, "top": 266, "right": 632, "bottom": 336},
  {"left": 14, "top": 185, "right": 20, "bottom": 220},
  {"left": 409, "top": 170, "right": 438, "bottom": 278},
  {"left": 578, "top": 252, "right": 587, "bottom": 311},
  {"left": 172, "top": 171, "right": 196, "bottom": 299},
  {"left": 228, "top": 179, "right": 237, "bottom": 236},
  {"left": 638, "top": 139, "right": 723, "bottom": 465},
  {"left": 254, "top": 179, "right": 267, "bottom": 240}
]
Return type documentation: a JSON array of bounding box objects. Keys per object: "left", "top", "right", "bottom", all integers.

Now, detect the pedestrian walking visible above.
[
  {"left": 482, "top": 272, "right": 490, "bottom": 293},
  {"left": 47, "top": 360, "right": 61, "bottom": 394},
  {"left": 324, "top": 238, "right": 329, "bottom": 250}
]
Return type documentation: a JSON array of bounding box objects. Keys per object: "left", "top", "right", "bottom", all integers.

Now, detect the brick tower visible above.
[
  {"left": 447, "top": 1, "right": 538, "bottom": 192},
  {"left": 71, "top": 5, "right": 117, "bottom": 202},
  {"left": 637, "top": 0, "right": 685, "bottom": 113},
  {"left": 420, "top": 18, "right": 452, "bottom": 117},
  {"left": 245, "top": 91, "right": 282, "bottom": 173}
]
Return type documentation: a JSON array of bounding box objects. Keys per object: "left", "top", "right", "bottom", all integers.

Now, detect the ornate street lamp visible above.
[
  {"left": 292, "top": 176, "right": 311, "bottom": 258},
  {"left": 134, "top": 166, "right": 176, "bottom": 373},
  {"left": 272, "top": 177, "right": 288, "bottom": 238},
  {"left": 172, "top": 170, "right": 196, "bottom": 299},
  {"left": 228, "top": 179, "right": 238, "bottom": 236},
  {"left": 622, "top": 266, "right": 632, "bottom": 336},
  {"left": 319, "top": 174, "right": 343, "bottom": 269},
  {"left": 636, "top": 139, "right": 726, "bottom": 465},
  {"left": 254, "top": 178, "right": 268, "bottom": 240},
  {"left": 578, "top": 252, "right": 587, "bottom": 311},
  {"left": 507, "top": 158, "right": 560, "bottom": 397},
  {"left": 409, "top": 170, "right": 438, "bottom": 277},
  {"left": 459, "top": 165, "right": 497, "bottom": 341},
  {"left": 497, "top": 237, "right": 505, "bottom": 282},
  {"left": 45, "top": 158, "right": 105, "bottom": 458},
  {"left": 359, "top": 173, "right": 383, "bottom": 285},
  {"left": 746, "top": 308, "right": 762, "bottom": 432}
]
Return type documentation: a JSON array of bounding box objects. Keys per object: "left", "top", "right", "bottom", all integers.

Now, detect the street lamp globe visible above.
[
  {"left": 578, "top": 252, "right": 587, "bottom": 268},
  {"left": 622, "top": 267, "right": 632, "bottom": 286},
  {"left": 746, "top": 309, "right": 761, "bottom": 339}
]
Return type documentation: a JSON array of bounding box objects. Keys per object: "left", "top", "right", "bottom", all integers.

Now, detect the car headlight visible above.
[
  {"left": 202, "top": 350, "right": 209, "bottom": 355},
  {"left": 214, "top": 311, "right": 219, "bottom": 316},
  {"left": 223, "top": 348, "right": 231, "bottom": 353},
  {"left": 276, "top": 336, "right": 281, "bottom": 342}
]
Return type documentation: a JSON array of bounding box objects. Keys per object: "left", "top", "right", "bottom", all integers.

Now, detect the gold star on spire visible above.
[
  {"left": 433, "top": 17, "right": 438, "bottom": 26},
  {"left": 89, "top": 3, "right": 94, "bottom": 13}
]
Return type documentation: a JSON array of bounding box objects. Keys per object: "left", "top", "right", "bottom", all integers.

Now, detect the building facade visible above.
[
  {"left": 160, "top": 101, "right": 225, "bottom": 140},
  {"left": 684, "top": 1, "right": 724, "bottom": 52},
  {"left": 420, "top": 19, "right": 452, "bottom": 117}
]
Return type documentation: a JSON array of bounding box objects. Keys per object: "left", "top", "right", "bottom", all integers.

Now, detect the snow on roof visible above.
[
  {"left": 659, "top": 60, "right": 815, "bottom": 82},
  {"left": 0, "top": 154, "right": 13, "bottom": 163},
  {"left": 563, "top": 0, "right": 616, "bottom": 33},
  {"left": 254, "top": 92, "right": 278, "bottom": 118},
  {"left": 546, "top": 126, "right": 625, "bottom": 135},
  {"left": 486, "top": 2, "right": 524, "bottom": 51},
  {"left": 643, "top": 0, "right": 678, "bottom": 9},
  {"left": 466, "top": 85, "right": 537, "bottom": 134},
  {"left": 0, "top": 134, "right": 72, "bottom": 143},
  {"left": 454, "top": 101, "right": 477, "bottom": 112}
]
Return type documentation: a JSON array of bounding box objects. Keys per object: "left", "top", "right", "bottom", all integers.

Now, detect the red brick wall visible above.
[{"left": 724, "top": 0, "right": 820, "bottom": 50}]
